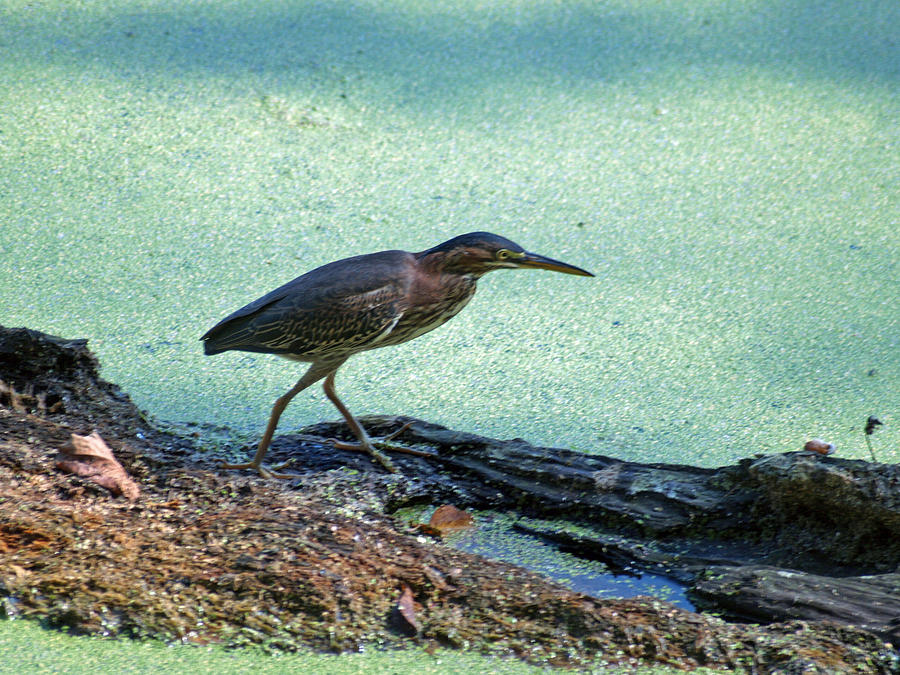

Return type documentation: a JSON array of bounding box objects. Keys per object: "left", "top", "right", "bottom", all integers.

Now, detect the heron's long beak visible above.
[{"left": 516, "top": 252, "right": 594, "bottom": 277}]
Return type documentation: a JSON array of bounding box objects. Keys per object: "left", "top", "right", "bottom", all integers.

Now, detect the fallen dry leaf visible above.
[
  {"left": 55, "top": 431, "right": 140, "bottom": 500},
  {"left": 396, "top": 583, "right": 419, "bottom": 633},
  {"left": 428, "top": 504, "right": 474, "bottom": 533},
  {"left": 803, "top": 438, "right": 836, "bottom": 455}
]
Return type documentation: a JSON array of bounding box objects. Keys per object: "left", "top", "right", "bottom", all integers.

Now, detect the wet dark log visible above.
[
  {"left": 299, "top": 416, "right": 900, "bottom": 566},
  {"left": 692, "top": 566, "right": 900, "bottom": 644}
]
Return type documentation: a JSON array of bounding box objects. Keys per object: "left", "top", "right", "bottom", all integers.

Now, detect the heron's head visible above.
[{"left": 417, "top": 232, "right": 594, "bottom": 278}]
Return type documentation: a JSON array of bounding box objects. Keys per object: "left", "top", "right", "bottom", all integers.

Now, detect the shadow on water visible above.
[{"left": 5, "top": 1, "right": 898, "bottom": 111}]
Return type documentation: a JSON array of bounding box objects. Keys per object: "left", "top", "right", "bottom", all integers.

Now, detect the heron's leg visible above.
[
  {"left": 321, "top": 371, "right": 398, "bottom": 472},
  {"left": 321, "top": 372, "right": 436, "bottom": 472},
  {"left": 221, "top": 360, "right": 339, "bottom": 478}
]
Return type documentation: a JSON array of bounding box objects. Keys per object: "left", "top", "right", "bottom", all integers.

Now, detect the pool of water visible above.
[{"left": 401, "top": 508, "right": 694, "bottom": 610}]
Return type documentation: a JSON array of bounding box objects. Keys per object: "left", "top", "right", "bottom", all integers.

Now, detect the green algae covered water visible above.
[{"left": 3, "top": 1, "right": 897, "bottom": 468}]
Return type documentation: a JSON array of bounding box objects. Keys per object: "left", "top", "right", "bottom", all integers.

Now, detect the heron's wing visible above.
[{"left": 201, "top": 250, "right": 412, "bottom": 357}]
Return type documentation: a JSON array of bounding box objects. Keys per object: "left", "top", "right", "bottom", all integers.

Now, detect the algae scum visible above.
[{"left": 2, "top": 0, "right": 897, "bottom": 468}]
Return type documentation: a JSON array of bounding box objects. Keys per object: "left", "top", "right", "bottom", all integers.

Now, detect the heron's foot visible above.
[
  {"left": 327, "top": 439, "right": 397, "bottom": 472},
  {"left": 327, "top": 422, "right": 433, "bottom": 472},
  {"left": 219, "top": 459, "right": 299, "bottom": 480}
]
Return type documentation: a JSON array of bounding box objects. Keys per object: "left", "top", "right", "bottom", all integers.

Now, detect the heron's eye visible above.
[{"left": 495, "top": 249, "right": 511, "bottom": 260}]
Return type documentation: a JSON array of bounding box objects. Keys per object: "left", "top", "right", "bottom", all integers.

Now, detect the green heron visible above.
[{"left": 202, "top": 232, "right": 593, "bottom": 477}]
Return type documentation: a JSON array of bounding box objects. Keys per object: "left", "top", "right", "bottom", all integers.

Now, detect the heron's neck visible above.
[{"left": 416, "top": 250, "right": 490, "bottom": 278}]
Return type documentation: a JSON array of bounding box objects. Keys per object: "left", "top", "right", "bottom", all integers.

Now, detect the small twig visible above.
[{"left": 864, "top": 416, "right": 882, "bottom": 462}]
